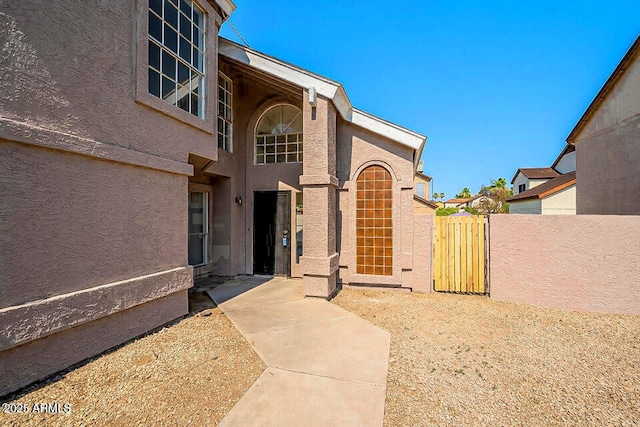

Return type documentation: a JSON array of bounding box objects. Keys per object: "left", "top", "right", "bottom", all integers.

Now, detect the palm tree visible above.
[
  {"left": 456, "top": 187, "right": 472, "bottom": 198},
  {"left": 491, "top": 177, "right": 508, "bottom": 188}
]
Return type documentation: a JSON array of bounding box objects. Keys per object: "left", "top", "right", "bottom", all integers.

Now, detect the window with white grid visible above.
[
  {"left": 148, "top": 0, "right": 205, "bottom": 118},
  {"left": 255, "top": 104, "right": 303, "bottom": 164},
  {"left": 218, "top": 73, "right": 232, "bottom": 151}
]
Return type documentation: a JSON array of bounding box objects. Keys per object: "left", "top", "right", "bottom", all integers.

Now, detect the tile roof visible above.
[
  {"left": 413, "top": 194, "right": 438, "bottom": 209},
  {"left": 508, "top": 172, "right": 576, "bottom": 202},
  {"left": 511, "top": 167, "right": 560, "bottom": 184}
]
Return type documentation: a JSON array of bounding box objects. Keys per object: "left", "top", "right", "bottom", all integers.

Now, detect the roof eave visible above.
[
  {"left": 567, "top": 35, "right": 640, "bottom": 143},
  {"left": 218, "top": 38, "right": 426, "bottom": 152},
  {"left": 214, "top": 0, "right": 236, "bottom": 19}
]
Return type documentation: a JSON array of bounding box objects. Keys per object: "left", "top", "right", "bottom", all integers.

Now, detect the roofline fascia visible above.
[
  {"left": 566, "top": 35, "right": 640, "bottom": 143},
  {"left": 218, "top": 38, "right": 427, "bottom": 151},
  {"left": 213, "top": 0, "right": 236, "bottom": 19},
  {"left": 508, "top": 179, "right": 576, "bottom": 202}
]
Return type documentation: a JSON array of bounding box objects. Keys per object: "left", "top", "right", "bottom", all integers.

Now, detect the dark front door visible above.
[{"left": 254, "top": 191, "right": 291, "bottom": 276}]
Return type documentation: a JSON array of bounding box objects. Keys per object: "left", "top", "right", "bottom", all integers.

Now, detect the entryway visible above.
[{"left": 253, "top": 191, "right": 291, "bottom": 276}]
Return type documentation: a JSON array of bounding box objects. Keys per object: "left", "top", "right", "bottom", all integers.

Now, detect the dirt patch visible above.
[
  {"left": 333, "top": 289, "right": 640, "bottom": 427},
  {"left": 1, "top": 291, "right": 265, "bottom": 426}
]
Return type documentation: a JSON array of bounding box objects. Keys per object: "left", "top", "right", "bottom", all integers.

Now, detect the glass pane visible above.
[
  {"left": 164, "top": 25, "right": 178, "bottom": 53},
  {"left": 149, "top": 0, "right": 162, "bottom": 16},
  {"left": 193, "top": 46, "right": 202, "bottom": 71},
  {"left": 162, "top": 50, "right": 176, "bottom": 78},
  {"left": 191, "top": 93, "right": 200, "bottom": 117},
  {"left": 162, "top": 76, "right": 175, "bottom": 101},
  {"left": 188, "top": 235, "right": 205, "bottom": 265},
  {"left": 189, "top": 192, "right": 204, "bottom": 232},
  {"left": 192, "top": 8, "right": 202, "bottom": 28},
  {"left": 177, "top": 84, "right": 189, "bottom": 112},
  {"left": 179, "top": 36, "right": 191, "bottom": 63},
  {"left": 149, "top": 11, "right": 162, "bottom": 41},
  {"left": 191, "top": 74, "right": 202, "bottom": 94},
  {"left": 287, "top": 153, "right": 297, "bottom": 162},
  {"left": 266, "top": 154, "right": 275, "bottom": 163},
  {"left": 180, "top": 13, "right": 191, "bottom": 39},
  {"left": 177, "top": 61, "right": 189, "bottom": 86},
  {"left": 148, "top": 68, "right": 160, "bottom": 97},
  {"left": 148, "top": 41, "right": 160, "bottom": 70},
  {"left": 164, "top": 0, "right": 178, "bottom": 29},
  {"left": 180, "top": 0, "right": 192, "bottom": 18},
  {"left": 277, "top": 154, "right": 286, "bottom": 163}
]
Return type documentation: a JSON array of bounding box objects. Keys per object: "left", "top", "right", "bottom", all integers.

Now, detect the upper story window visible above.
[
  {"left": 255, "top": 104, "right": 303, "bottom": 164},
  {"left": 148, "top": 0, "right": 205, "bottom": 118},
  {"left": 415, "top": 182, "right": 426, "bottom": 199},
  {"left": 518, "top": 183, "right": 526, "bottom": 193},
  {"left": 218, "top": 73, "right": 232, "bottom": 152}
]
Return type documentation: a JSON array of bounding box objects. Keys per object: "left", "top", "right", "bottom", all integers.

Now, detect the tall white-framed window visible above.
[
  {"left": 218, "top": 72, "right": 233, "bottom": 152},
  {"left": 188, "top": 191, "right": 208, "bottom": 266},
  {"left": 415, "top": 182, "right": 426, "bottom": 199},
  {"left": 148, "top": 0, "right": 205, "bottom": 118},
  {"left": 255, "top": 104, "right": 303, "bottom": 164}
]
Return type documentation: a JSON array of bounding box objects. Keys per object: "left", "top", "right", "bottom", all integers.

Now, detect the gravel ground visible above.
[
  {"left": 1, "top": 291, "right": 265, "bottom": 427},
  {"left": 333, "top": 289, "right": 640, "bottom": 427}
]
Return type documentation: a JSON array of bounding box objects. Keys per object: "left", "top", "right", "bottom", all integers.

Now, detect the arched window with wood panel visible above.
[{"left": 356, "top": 165, "right": 393, "bottom": 275}]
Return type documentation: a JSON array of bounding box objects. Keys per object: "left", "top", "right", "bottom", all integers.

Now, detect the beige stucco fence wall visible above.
[{"left": 488, "top": 215, "right": 640, "bottom": 315}]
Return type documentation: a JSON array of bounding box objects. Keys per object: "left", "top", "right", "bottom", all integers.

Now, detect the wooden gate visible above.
[{"left": 433, "top": 215, "right": 488, "bottom": 294}]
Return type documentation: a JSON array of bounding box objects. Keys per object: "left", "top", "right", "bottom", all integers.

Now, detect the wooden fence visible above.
[{"left": 433, "top": 215, "right": 488, "bottom": 294}]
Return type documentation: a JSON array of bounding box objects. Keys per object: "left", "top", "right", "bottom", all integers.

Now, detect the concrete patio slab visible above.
[
  {"left": 218, "top": 367, "right": 386, "bottom": 427},
  {"left": 208, "top": 277, "right": 390, "bottom": 426}
]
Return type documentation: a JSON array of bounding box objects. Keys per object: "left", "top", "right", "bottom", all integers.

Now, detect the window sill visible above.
[{"left": 135, "top": 91, "right": 215, "bottom": 134}]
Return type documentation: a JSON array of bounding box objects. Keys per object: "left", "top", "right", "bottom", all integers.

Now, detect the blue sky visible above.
[{"left": 220, "top": 1, "right": 639, "bottom": 199}]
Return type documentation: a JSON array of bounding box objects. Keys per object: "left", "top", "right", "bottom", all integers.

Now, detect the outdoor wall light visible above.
[
  {"left": 308, "top": 87, "right": 317, "bottom": 107},
  {"left": 235, "top": 196, "right": 242, "bottom": 205}
]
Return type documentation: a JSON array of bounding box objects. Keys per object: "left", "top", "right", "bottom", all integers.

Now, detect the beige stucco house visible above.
[
  {"left": 508, "top": 144, "right": 577, "bottom": 215},
  {"left": 412, "top": 172, "right": 437, "bottom": 214},
  {"left": 508, "top": 172, "right": 576, "bottom": 215},
  {"left": 566, "top": 35, "right": 640, "bottom": 215},
  {"left": 0, "top": 0, "right": 431, "bottom": 395},
  {"left": 511, "top": 167, "right": 560, "bottom": 195}
]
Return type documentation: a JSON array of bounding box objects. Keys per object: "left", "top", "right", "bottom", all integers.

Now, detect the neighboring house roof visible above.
[
  {"left": 415, "top": 171, "right": 432, "bottom": 181},
  {"left": 413, "top": 195, "right": 438, "bottom": 209},
  {"left": 507, "top": 172, "right": 576, "bottom": 202},
  {"left": 510, "top": 167, "right": 560, "bottom": 184},
  {"left": 567, "top": 35, "right": 640, "bottom": 143},
  {"left": 444, "top": 198, "right": 470, "bottom": 205},
  {"left": 218, "top": 38, "right": 427, "bottom": 154},
  {"left": 551, "top": 144, "right": 575, "bottom": 171}
]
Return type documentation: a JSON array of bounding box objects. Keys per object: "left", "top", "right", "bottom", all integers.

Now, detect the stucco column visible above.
[{"left": 299, "top": 91, "right": 339, "bottom": 298}]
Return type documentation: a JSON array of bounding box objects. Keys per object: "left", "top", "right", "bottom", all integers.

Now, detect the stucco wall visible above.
[
  {"left": 575, "top": 113, "right": 640, "bottom": 215},
  {"left": 0, "top": 141, "right": 188, "bottom": 308},
  {"left": 573, "top": 50, "right": 640, "bottom": 141},
  {"left": 0, "top": 290, "right": 188, "bottom": 397},
  {"left": 508, "top": 198, "right": 542, "bottom": 214},
  {"left": 489, "top": 215, "right": 640, "bottom": 315},
  {"left": 513, "top": 174, "right": 548, "bottom": 195},
  {"left": 336, "top": 119, "right": 416, "bottom": 288},
  {"left": 542, "top": 185, "right": 576, "bottom": 215},
  {"left": 554, "top": 151, "right": 576, "bottom": 174},
  {"left": 205, "top": 63, "right": 304, "bottom": 277}
]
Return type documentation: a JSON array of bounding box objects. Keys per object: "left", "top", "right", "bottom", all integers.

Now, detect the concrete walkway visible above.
[{"left": 207, "top": 277, "right": 390, "bottom": 426}]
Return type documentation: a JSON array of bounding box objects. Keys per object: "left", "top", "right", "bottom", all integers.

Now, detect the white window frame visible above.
[
  {"left": 147, "top": 0, "right": 206, "bottom": 118},
  {"left": 518, "top": 183, "right": 526, "bottom": 193},
  {"left": 218, "top": 72, "right": 233, "bottom": 152},
  {"left": 415, "top": 182, "right": 426, "bottom": 199},
  {"left": 188, "top": 191, "right": 208, "bottom": 267},
  {"left": 255, "top": 104, "right": 303, "bottom": 164}
]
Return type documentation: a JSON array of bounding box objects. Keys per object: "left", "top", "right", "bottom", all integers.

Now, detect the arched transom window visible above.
[
  {"left": 356, "top": 165, "right": 393, "bottom": 276},
  {"left": 255, "top": 104, "right": 303, "bottom": 164}
]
